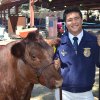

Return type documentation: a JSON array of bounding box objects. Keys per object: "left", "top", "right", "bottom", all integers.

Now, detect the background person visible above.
[
  {"left": 57, "top": 24, "right": 64, "bottom": 38},
  {"left": 54, "top": 6, "right": 100, "bottom": 100}
]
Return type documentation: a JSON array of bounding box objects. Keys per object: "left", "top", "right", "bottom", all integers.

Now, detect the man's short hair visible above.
[{"left": 63, "top": 6, "right": 82, "bottom": 21}]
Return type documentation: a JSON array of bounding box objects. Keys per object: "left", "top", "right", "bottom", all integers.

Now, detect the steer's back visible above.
[{"left": 0, "top": 41, "right": 20, "bottom": 99}]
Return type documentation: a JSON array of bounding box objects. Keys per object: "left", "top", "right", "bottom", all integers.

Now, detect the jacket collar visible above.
[{"left": 61, "top": 30, "right": 92, "bottom": 44}]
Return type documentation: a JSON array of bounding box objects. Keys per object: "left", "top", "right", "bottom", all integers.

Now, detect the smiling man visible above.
[{"left": 54, "top": 6, "right": 100, "bottom": 100}]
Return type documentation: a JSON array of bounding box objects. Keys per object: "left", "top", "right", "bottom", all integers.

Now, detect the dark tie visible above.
[{"left": 73, "top": 37, "right": 78, "bottom": 52}]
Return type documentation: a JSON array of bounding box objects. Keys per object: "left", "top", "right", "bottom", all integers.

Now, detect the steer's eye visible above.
[{"left": 32, "top": 55, "right": 36, "bottom": 58}]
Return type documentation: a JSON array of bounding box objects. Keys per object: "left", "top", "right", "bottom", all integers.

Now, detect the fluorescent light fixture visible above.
[{"left": 49, "top": 0, "right": 52, "bottom": 2}]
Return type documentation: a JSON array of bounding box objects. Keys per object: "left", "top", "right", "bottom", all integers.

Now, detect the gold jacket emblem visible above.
[{"left": 83, "top": 48, "right": 91, "bottom": 57}]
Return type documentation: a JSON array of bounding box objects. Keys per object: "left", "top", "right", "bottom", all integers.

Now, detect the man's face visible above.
[{"left": 66, "top": 12, "right": 83, "bottom": 35}]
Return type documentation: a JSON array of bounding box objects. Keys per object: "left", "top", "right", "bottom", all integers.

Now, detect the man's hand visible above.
[{"left": 54, "top": 58, "right": 61, "bottom": 70}]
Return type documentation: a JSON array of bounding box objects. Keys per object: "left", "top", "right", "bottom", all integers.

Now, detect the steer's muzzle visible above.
[{"left": 49, "top": 78, "right": 63, "bottom": 89}]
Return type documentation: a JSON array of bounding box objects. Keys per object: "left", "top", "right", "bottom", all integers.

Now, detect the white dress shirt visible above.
[{"left": 68, "top": 30, "right": 83, "bottom": 45}]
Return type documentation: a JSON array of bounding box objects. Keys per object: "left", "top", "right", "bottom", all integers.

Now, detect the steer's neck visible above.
[
  {"left": 14, "top": 59, "right": 34, "bottom": 100},
  {"left": 15, "top": 77, "right": 33, "bottom": 100}
]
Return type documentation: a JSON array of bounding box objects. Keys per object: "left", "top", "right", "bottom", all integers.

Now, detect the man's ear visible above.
[{"left": 11, "top": 42, "right": 25, "bottom": 58}]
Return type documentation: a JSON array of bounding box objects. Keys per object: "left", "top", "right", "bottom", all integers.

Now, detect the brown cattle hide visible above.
[{"left": 0, "top": 30, "right": 62, "bottom": 100}]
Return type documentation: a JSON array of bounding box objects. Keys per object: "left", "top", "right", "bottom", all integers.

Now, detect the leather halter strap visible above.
[{"left": 22, "top": 57, "right": 54, "bottom": 80}]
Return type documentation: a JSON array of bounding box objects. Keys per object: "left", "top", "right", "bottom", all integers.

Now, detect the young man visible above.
[{"left": 54, "top": 6, "right": 100, "bottom": 100}]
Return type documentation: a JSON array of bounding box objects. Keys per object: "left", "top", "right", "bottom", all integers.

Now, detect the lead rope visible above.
[{"left": 60, "top": 86, "right": 62, "bottom": 100}]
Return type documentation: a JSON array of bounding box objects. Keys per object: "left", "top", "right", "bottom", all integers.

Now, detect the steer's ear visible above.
[
  {"left": 11, "top": 42, "right": 25, "bottom": 58},
  {"left": 26, "top": 30, "right": 40, "bottom": 42}
]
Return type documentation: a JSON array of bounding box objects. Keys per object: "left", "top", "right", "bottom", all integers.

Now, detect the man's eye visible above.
[
  {"left": 67, "top": 19, "right": 72, "bottom": 22},
  {"left": 75, "top": 17, "right": 80, "bottom": 20}
]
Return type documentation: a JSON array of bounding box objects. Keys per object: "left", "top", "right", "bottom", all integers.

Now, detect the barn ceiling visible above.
[
  {"left": 0, "top": 0, "right": 100, "bottom": 11},
  {"left": 35, "top": 0, "right": 100, "bottom": 10},
  {"left": 0, "top": 0, "right": 28, "bottom": 10}
]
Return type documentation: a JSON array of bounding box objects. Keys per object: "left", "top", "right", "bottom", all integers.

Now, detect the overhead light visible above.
[
  {"left": 49, "top": 0, "right": 52, "bottom": 2},
  {"left": 34, "top": 0, "right": 38, "bottom": 2},
  {"left": 80, "top": 4, "right": 82, "bottom": 6}
]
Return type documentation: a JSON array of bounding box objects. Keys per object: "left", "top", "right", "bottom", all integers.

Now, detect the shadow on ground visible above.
[
  {"left": 30, "top": 68, "right": 99, "bottom": 100},
  {"left": 31, "top": 84, "right": 55, "bottom": 100}
]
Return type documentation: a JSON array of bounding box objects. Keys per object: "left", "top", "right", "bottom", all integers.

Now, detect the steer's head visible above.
[{"left": 11, "top": 30, "right": 62, "bottom": 89}]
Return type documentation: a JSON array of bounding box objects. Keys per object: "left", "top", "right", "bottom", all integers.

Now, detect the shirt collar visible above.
[{"left": 68, "top": 30, "right": 83, "bottom": 45}]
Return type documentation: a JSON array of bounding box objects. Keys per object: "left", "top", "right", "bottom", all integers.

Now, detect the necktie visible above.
[{"left": 73, "top": 37, "right": 78, "bottom": 53}]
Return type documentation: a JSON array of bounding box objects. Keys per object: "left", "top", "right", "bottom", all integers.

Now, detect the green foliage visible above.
[{"left": 21, "top": 4, "right": 29, "bottom": 11}]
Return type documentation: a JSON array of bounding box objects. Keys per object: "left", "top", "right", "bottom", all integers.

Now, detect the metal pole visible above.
[{"left": 60, "top": 87, "right": 62, "bottom": 100}]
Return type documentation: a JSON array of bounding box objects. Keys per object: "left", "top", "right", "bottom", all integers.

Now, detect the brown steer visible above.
[{"left": 0, "top": 30, "right": 62, "bottom": 100}]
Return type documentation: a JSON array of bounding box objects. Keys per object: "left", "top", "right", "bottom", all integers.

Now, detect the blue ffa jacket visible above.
[{"left": 54, "top": 30, "right": 100, "bottom": 93}]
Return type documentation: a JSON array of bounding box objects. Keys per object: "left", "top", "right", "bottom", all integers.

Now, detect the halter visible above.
[
  {"left": 37, "top": 62, "right": 54, "bottom": 77},
  {"left": 22, "top": 57, "right": 54, "bottom": 81}
]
